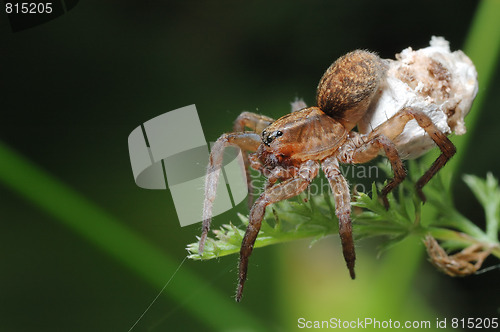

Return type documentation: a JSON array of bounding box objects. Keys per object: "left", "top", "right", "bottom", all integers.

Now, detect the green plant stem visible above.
[
  {"left": 419, "top": 0, "right": 500, "bottom": 241},
  {"left": 199, "top": 229, "right": 327, "bottom": 258},
  {"left": 486, "top": 205, "right": 500, "bottom": 241},
  {"left": 436, "top": 210, "right": 489, "bottom": 241},
  {"left": 0, "top": 141, "right": 268, "bottom": 332},
  {"left": 438, "top": 0, "right": 500, "bottom": 177},
  {"left": 412, "top": 0, "right": 500, "bottom": 276}
]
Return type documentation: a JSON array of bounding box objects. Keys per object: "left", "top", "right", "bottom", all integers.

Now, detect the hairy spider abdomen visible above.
[
  {"left": 317, "top": 50, "right": 387, "bottom": 131},
  {"left": 258, "top": 107, "right": 348, "bottom": 167}
]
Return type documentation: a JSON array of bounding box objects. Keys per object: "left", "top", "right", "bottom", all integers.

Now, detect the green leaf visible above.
[{"left": 463, "top": 173, "right": 500, "bottom": 241}]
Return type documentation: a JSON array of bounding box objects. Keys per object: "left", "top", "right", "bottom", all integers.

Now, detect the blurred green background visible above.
[{"left": 1, "top": 0, "right": 499, "bottom": 331}]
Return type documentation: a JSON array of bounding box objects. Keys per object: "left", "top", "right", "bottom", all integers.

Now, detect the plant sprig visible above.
[
  {"left": 187, "top": 161, "right": 500, "bottom": 274},
  {"left": 187, "top": 192, "right": 338, "bottom": 260}
]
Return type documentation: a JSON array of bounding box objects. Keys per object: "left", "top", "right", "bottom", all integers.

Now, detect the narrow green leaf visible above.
[
  {"left": 0, "top": 141, "right": 268, "bottom": 331},
  {"left": 463, "top": 173, "right": 500, "bottom": 241}
]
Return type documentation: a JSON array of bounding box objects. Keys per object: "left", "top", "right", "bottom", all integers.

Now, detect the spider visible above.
[{"left": 198, "top": 50, "right": 456, "bottom": 301}]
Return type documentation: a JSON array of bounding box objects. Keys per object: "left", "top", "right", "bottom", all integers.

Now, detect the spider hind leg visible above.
[
  {"left": 364, "top": 107, "right": 456, "bottom": 202},
  {"left": 342, "top": 134, "right": 406, "bottom": 209}
]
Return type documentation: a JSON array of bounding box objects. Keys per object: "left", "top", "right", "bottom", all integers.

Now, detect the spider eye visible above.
[{"left": 262, "top": 130, "right": 282, "bottom": 147}]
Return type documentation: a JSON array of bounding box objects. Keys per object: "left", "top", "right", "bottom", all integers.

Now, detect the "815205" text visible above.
[{"left": 5, "top": 2, "right": 53, "bottom": 14}]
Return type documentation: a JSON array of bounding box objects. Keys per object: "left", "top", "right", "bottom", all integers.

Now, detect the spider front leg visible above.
[
  {"left": 233, "top": 111, "right": 274, "bottom": 133},
  {"left": 322, "top": 157, "right": 356, "bottom": 279},
  {"left": 233, "top": 112, "right": 275, "bottom": 207},
  {"left": 199, "top": 132, "right": 262, "bottom": 254},
  {"left": 237, "top": 160, "right": 319, "bottom": 302},
  {"left": 366, "top": 107, "right": 456, "bottom": 201}
]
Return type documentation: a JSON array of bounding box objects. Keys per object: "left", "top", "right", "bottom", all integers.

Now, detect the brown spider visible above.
[{"left": 199, "top": 50, "right": 456, "bottom": 301}]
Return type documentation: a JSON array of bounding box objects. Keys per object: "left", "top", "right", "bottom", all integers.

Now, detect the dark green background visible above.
[{"left": 1, "top": 1, "right": 499, "bottom": 331}]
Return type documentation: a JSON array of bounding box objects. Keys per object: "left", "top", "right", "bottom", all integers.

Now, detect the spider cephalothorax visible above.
[
  {"left": 199, "top": 50, "right": 456, "bottom": 301},
  {"left": 258, "top": 107, "right": 347, "bottom": 167}
]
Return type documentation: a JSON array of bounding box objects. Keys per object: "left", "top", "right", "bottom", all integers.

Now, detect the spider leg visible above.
[
  {"left": 365, "top": 107, "right": 456, "bottom": 201},
  {"left": 237, "top": 160, "right": 319, "bottom": 302},
  {"left": 199, "top": 132, "right": 261, "bottom": 254},
  {"left": 233, "top": 112, "right": 275, "bottom": 207},
  {"left": 233, "top": 111, "right": 275, "bottom": 133},
  {"left": 290, "top": 98, "right": 307, "bottom": 113},
  {"left": 322, "top": 157, "right": 356, "bottom": 279},
  {"left": 264, "top": 165, "right": 295, "bottom": 190},
  {"left": 341, "top": 134, "right": 406, "bottom": 209}
]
